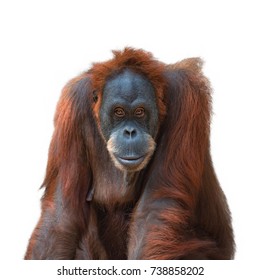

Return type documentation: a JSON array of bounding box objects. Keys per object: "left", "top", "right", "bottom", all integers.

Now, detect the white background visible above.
[{"left": 0, "top": 0, "right": 259, "bottom": 277}]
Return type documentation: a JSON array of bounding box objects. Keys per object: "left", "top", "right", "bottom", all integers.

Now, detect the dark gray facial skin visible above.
[{"left": 99, "top": 69, "right": 159, "bottom": 172}]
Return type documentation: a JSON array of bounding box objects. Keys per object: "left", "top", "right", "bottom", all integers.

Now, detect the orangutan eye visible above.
[
  {"left": 114, "top": 107, "right": 125, "bottom": 117},
  {"left": 134, "top": 107, "right": 145, "bottom": 118}
]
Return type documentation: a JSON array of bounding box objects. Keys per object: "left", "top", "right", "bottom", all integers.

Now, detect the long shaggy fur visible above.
[{"left": 25, "top": 48, "right": 235, "bottom": 260}]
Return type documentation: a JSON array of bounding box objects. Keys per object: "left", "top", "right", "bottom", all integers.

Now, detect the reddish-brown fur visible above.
[
  {"left": 25, "top": 48, "right": 235, "bottom": 260},
  {"left": 90, "top": 48, "right": 167, "bottom": 123}
]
